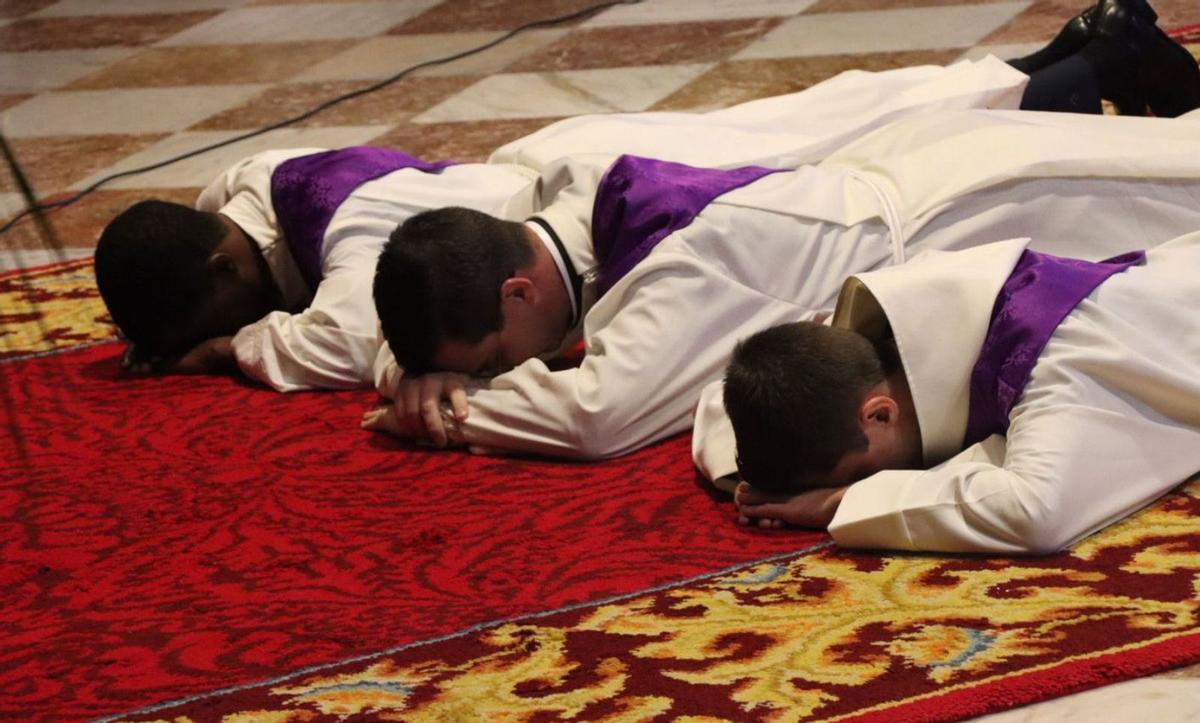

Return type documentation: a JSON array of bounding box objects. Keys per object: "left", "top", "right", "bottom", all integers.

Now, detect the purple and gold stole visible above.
[
  {"left": 270, "top": 147, "right": 454, "bottom": 291},
  {"left": 964, "top": 248, "right": 1145, "bottom": 446}
]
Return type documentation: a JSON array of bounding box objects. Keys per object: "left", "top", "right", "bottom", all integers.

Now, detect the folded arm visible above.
[
  {"left": 369, "top": 255, "right": 813, "bottom": 458},
  {"left": 232, "top": 252, "right": 381, "bottom": 392}
]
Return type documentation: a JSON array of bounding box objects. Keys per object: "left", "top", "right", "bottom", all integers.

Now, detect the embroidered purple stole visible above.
[
  {"left": 590, "top": 155, "right": 785, "bottom": 296},
  {"left": 270, "top": 147, "right": 454, "bottom": 290},
  {"left": 963, "top": 248, "right": 1145, "bottom": 446}
]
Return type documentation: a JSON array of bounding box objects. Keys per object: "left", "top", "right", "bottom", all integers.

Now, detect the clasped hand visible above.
[
  {"left": 361, "top": 372, "right": 471, "bottom": 447},
  {"left": 734, "top": 481, "right": 848, "bottom": 530},
  {"left": 121, "top": 337, "right": 234, "bottom": 376}
]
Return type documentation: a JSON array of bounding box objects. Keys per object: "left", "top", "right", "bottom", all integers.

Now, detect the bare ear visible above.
[
  {"left": 207, "top": 251, "right": 237, "bottom": 276},
  {"left": 859, "top": 393, "right": 899, "bottom": 428},
  {"left": 500, "top": 276, "right": 538, "bottom": 304}
]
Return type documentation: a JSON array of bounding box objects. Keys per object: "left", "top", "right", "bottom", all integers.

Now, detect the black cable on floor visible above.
[{"left": 0, "top": 0, "right": 642, "bottom": 239}]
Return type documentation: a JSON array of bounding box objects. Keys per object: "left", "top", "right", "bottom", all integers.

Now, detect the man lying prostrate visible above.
[
  {"left": 494, "top": 0, "right": 1198, "bottom": 176},
  {"left": 93, "top": 51, "right": 1022, "bottom": 394},
  {"left": 95, "top": 148, "right": 539, "bottom": 391},
  {"left": 97, "top": 0, "right": 1198, "bottom": 394},
  {"left": 721, "top": 233, "right": 1200, "bottom": 555},
  {"left": 363, "top": 108, "right": 1200, "bottom": 459}
]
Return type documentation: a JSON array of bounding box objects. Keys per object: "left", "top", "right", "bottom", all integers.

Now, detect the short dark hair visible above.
[
  {"left": 724, "top": 321, "right": 891, "bottom": 493},
  {"left": 373, "top": 207, "right": 533, "bottom": 374},
  {"left": 93, "top": 200, "right": 226, "bottom": 353}
]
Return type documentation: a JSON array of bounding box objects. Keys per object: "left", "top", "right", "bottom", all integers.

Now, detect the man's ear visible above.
[
  {"left": 859, "top": 393, "right": 899, "bottom": 429},
  {"left": 500, "top": 276, "right": 538, "bottom": 304},
  {"left": 207, "top": 251, "right": 238, "bottom": 277}
]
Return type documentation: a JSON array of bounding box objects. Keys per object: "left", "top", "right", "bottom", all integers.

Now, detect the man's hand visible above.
[
  {"left": 120, "top": 343, "right": 158, "bottom": 375},
  {"left": 735, "top": 481, "right": 848, "bottom": 530},
  {"left": 120, "top": 337, "right": 235, "bottom": 376},
  {"left": 362, "top": 372, "right": 470, "bottom": 447},
  {"left": 171, "top": 336, "right": 235, "bottom": 375}
]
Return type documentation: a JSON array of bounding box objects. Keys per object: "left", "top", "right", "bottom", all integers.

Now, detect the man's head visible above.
[
  {"left": 94, "top": 200, "right": 278, "bottom": 358},
  {"left": 723, "top": 321, "right": 920, "bottom": 494},
  {"left": 374, "top": 207, "right": 572, "bottom": 376}
]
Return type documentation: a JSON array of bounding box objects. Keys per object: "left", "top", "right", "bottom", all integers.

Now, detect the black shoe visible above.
[
  {"left": 1090, "top": 0, "right": 1200, "bottom": 116},
  {"left": 1143, "top": 30, "right": 1200, "bottom": 117},
  {"left": 1015, "top": 11, "right": 1093, "bottom": 74},
  {"left": 1083, "top": 0, "right": 1150, "bottom": 113},
  {"left": 1011, "top": 0, "right": 1158, "bottom": 75}
]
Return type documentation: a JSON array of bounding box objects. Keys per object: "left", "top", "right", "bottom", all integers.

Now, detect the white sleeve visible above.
[
  {"left": 691, "top": 379, "right": 739, "bottom": 492},
  {"left": 490, "top": 57, "right": 1026, "bottom": 172},
  {"left": 373, "top": 333, "right": 404, "bottom": 398},
  {"left": 831, "top": 403, "right": 1200, "bottom": 554},
  {"left": 827, "top": 435, "right": 1041, "bottom": 553},
  {"left": 231, "top": 241, "right": 380, "bottom": 392},
  {"left": 454, "top": 255, "right": 813, "bottom": 459},
  {"left": 830, "top": 234, "right": 1200, "bottom": 555}
]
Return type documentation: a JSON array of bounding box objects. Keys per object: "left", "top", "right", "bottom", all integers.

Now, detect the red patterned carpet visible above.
[
  {"left": 3, "top": 247, "right": 1200, "bottom": 723},
  {"left": 0, "top": 304, "right": 816, "bottom": 720},
  {"left": 2, "top": 27, "right": 1200, "bottom": 721}
]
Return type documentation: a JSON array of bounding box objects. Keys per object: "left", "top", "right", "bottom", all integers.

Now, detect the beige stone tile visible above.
[
  {"left": 0, "top": 0, "right": 56, "bottom": 18},
  {"left": 957, "top": 42, "right": 1046, "bottom": 64},
  {"left": 0, "top": 187, "right": 202, "bottom": 251},
  {"left": 29, "top": 0, "right": 244, "bottom": 16},
  {"left": 737, "top": 2, "right": 1030, "bottom": 58},
  {"left": 0, "top": 48, "right": 135, "bottom": 93},
  {"left": 369, "top": 117, "right": 557, "bottom": 162},
  {"left": 1155, "top": 0, "right": 1200, "bottom": 31},
  {"left": 2, "top": 85, "right": 269, "bottom": 137},
  {"left": 393, "top": 0, "right": 598, "bottom": 34},
  {"left": 809, "top": 0, "right": 1018, "bottom": 10},
  {"left": 192, "top": 76, "right": 476, "bottom": 131},
  {"left": 508, "top": 18, "right": 783, "bottom": 72},
  {"left": 0, "top": 92, "right": 33, "bottom": 110},
  {"left": 556, "top": 63, "right": 713, "bottom": 111},
  {"left": 248, "top": 0, "right": 392, "bottom": 3},
  {"left": 0, "top": 192, "right": 30, "bottom": 227},
  {"left": 295, "top": 29, "right": 567, "bottom": 81},
  {"left": 583, "top": 0, "right": 817, "bottom": 26},
  {"left": 0, "top": 133, "right": 170, "bottom": 198},
  {"left": 413, "top": 64, "right": 710, "bottom": 123},
  {"left": 71, "top": 126, "right": 392, "bottom": 190},
  {"left": 159, "top": 1, "right": 438, "bottom": 46},
  {"left": 0, "top": 11, "right": 218, "bottom": 50},
  {"left": 980, "top": 0, "right": 1083, "bottom": 45},
  {"left": 410, "top": 72, "right": 606, "bottom": 122},
  {"left": 653, "top": 50, "right": 963, "bottom": 111},
  {"left": 0, "top": 246, "right": 95, "bottom": 273},
  {"left": 66, "top": 41, "right": 356, "bottom": 90},
  {"left": 975, "top": 677, "right": 1200, "bottom": 722}
]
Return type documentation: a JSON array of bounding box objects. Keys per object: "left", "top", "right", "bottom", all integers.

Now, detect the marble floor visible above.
[{"left": 1, "top": 0, "right": 1198, "bottom": 718}]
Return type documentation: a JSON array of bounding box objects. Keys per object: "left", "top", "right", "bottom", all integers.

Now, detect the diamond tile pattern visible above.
[{"left": 0, "top": 0, "right": 1197, "bottom": 259}]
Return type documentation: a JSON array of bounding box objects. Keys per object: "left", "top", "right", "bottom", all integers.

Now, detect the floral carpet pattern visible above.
[
  {"left": 112, "top": 479, "right": 1200, "bottom": 722},
  {"left": 1, "top": 262, "right": 1198, "bottom": 722},
  {"left": 0, "top": 260, "right": 109, "bottom": 361}
]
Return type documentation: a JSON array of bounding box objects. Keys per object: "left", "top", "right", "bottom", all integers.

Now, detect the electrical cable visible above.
[{"left": 0, "top": 0, "right": 641, "bottom": 238}]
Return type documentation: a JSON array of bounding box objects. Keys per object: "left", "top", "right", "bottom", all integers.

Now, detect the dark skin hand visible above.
[{"left": 121, "top": 336, "right": 236, "bottom": 376}]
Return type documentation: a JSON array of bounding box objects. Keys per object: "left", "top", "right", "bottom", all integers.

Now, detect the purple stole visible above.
[
  {"left": 590, "top": 155, "right": 785, "bottom": 296},
  {"left": 964, "top": 249, "right": 1145, "bottom": 446},
  {"left": 269, "top": 147, "right": 454, "bottom": 291}
]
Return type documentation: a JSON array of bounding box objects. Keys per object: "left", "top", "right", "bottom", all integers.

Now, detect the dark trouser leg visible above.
[{"left": 1015, "top": 55, "right": 1104, "bottom": 113}]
